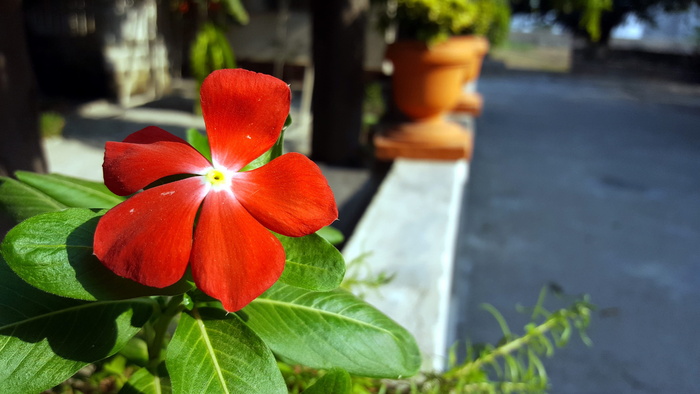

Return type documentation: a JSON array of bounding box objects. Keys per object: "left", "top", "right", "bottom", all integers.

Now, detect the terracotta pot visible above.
[
  {"left": 387, "top": 38, "right": 472, "bottom": 122},
  {"left": 375, "top": 36, "right": 475, "bottom": 160},
  {"left": 457, "top": 35, "right": 489, "bottom": 82},
  {"left": 452, "top": 35, "right": 489, "bottom": 115}
]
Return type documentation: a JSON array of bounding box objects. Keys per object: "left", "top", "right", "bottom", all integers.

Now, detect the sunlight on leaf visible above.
[
  {"left": 0, "top": 176, "right": 66, "bottom": 223},
  {"left": 166, "top": 308, "right": 286, "bottom": 393},
  {"left": 244, "top": 283, "right": 421, "bottom": 378},
  {"left": 276, "top": 232, "right": 345, "bottom": 291},
  {"left": 15, "top": 171, "right": 123, "bottom": 209}
]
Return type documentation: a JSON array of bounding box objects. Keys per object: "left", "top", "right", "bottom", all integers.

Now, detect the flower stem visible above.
[{"left": 147, "top": 294, "right": 185, "bottom": 373}]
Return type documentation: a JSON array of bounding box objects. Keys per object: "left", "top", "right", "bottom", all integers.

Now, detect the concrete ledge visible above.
[{"left": 342, "top": 158, "right": 469, "bottom": 371}]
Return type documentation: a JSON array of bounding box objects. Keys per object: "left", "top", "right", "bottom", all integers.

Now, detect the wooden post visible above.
[
  {"left": 0, "top": 0, "right": 46, "bottom": 177},
  {"left": 0, "top": 0, "right": 46, "bottom": 235},
  {"left": 310, "top": 0, "right": 368, "bottom": 166}
]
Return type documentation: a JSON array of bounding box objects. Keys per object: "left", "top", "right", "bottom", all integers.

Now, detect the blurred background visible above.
[
  {"left": 2, "top": 0, "right": 698, "bottom": 172},
  {"left": 1, "top": 0, "right": 700, "bottom": 392}
]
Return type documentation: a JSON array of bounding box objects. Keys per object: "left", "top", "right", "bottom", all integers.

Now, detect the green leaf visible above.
[
  {"left": 316, "top": 226, "right": 345, "bottom": 245},
  {"left": 274, "top": 115, "right": 293, "bottom": 159},
  {"left": 166, "top": 308, "right": 286, "bottom": 394},
  {"left": 186, "top": 128, "right": 212, "bottom": 162},
  {"left": 222, "top": 0, "right": 250, "bottom": 25},
  {"left": 244, "top": 283, "right": 422, "bottom": 379},
  {"left": 119, "top": 337, "right": 149, "bottom": 367},
  {"left": 15, "top": 171, "right": 124, "bottom": 209},
  {"left": 0, "top": 176, "right": 66, "bottom": 223},
  {"left": 276, "top": 232, "right": 345, "bottom": 291},
  {"left": 303, "top": 368, "right": 352, "bottom": 394},
  {"left": 0, "top": 208, "right": 191, "bottom": 301},
  {"left": 120, "top": 367, "right": 171, "bottom": 394},
  {"left": 191, "top": 23, "right": 236, "bottom": 86},
  {"left": 0, "top": 258, "right": 153, "bottom": 393}
]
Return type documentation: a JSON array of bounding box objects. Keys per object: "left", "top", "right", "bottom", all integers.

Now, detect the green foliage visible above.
[
  {"left": 551, "top": 0, "right": 613, "bottom": 41},
  {"left": 275, "top": 232, "right": 346, "bottom": 291},
  {"left": 300, "top": 368, "right": 352, "bottom": 394},
  {"left": 0, "top": 176, "right": 66, "bottom": 223},
  {"left": 185, "top": 128, "right": 212, "bottom": 162},
  {"left": 1, "top": 208, "right": 192, "bottom": 301},
  {"left": 0, "top": 172, "right": 122, "bottom": 224},
  {"left": 341, "top": 252, "right": 395, "bottom": 298},
  {"left": 40, "top": 111, "right": 66, "bottom": 139},
  {"left": 15, "top": 171, "right": 124, "bottom": 208},
  {"left": 190, "top": 22, "right": 236, "bottom": 89},
  {"left": 362, "top": 82, "right": 386, "bottom": 134},
  {"left": 279, "top": 286, "right": 593, "bottom": 393},
  {"left": 0, "top": 114, "right": 425, "bottom": 392},
  {"left": 315, "top": 225, "right": 345, "bottom": 246},
  {"left": 243, "top": 282, "right": 422, "bottom": 378},
  {"left": 183, "top": 0, "right": 249, "bottom": 112},
  {"left": 167, "top": 308, "right": 286, "bottom": 393},
  {"left": 477, "top": 0, "right": 512, "bottom": 46},
  {"left": 377, "top": 0, "right": 512, "bottom": 45},
  {"left": 120, "top": 366, "right": 171, "bottom": 394},
  {"left": 221, "top": 0, "right": 249, "bottom": 25},
  {"left": 0, "top": 257, "right": 155, "bottom": 393},
  {"left": 511, "top": 0, "right": 700, "bottom": 43},
  {"left": 436, "top": 290, "right": 593, "bottom": 392},
  {"left": 394, "top": 0, "right": 480, "bottom": 44}
]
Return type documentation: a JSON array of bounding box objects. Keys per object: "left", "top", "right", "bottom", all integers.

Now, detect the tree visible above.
[{"left": 511, "top": 0, "right": 700, "bottom": 51}]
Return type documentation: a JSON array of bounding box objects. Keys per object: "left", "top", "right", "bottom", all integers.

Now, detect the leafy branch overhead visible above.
[{"left": 510, "top": 0, "right": 700, "bottom": 43}]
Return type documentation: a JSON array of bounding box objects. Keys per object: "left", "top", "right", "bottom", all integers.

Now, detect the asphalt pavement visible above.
[{"left": 451, "top": 72, "right": 700, "bottom": 393}]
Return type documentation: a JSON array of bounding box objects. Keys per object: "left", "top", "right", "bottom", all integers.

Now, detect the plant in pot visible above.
[
  {"left": 453, "top": 0, "right": 511, "bottom": 115},
  {"left": 373, "top": 0, "right": 510, "bottom": 160}
]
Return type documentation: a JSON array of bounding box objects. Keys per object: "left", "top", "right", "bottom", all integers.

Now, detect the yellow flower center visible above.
[{"left": 205, "top": 168, "right": 227, "bottom": 187}]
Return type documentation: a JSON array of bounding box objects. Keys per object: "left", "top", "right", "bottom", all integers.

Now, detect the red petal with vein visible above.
[
  {"left": 232, "top": 152, "right": 338, "bottom": 237},
  {"left": 94, "top": 177, "right": 208, "bottom": 287},
  {"left": 200, "top": 69, "right": 290, "bottom": 170},
  {"left": 103, "top": 126, "right": 211, "bottom": 196},
  {"left": 191, "top": 190, "right": 285, "bottom": 312}
]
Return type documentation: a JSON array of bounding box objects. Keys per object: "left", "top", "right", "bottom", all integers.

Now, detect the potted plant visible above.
[
  {"left": 373, "top": 0, "right": 510, "bottom": 160},
  {"left": 453, "top": 0, "right": 511, "bottom": 115}
]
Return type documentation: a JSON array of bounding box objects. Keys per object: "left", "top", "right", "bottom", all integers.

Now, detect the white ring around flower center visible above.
[{"left": 202, "top": 166, "right": 234, "bottom": 192}]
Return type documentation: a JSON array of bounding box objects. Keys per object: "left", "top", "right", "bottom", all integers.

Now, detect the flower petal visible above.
[
  {"left": 232, "top": 152, "right": 338, "bottom": 237},
  {"left": 191, "top": 190, "right": 285, "bottom": 312},
  {"left": 94, "top": 177, "right": 208, "bottom": 287},
  {"left": 104, "top": 126, "right": 211, "bottom": 196},
  {"left": 200, "top": 69, "right": 291, "bottom": 170}
]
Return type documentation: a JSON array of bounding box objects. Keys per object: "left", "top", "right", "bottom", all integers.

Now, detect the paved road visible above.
[{"left": 451, "top": 73, "right": 700, "bottom": 393}]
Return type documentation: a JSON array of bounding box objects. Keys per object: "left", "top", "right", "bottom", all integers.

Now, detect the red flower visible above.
[{"left": 93, "top": 69, "right": 338, "bottom": 311}]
